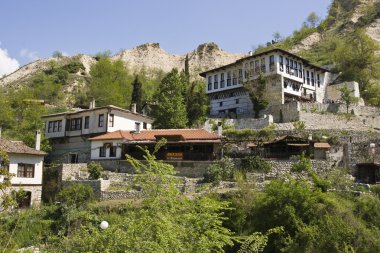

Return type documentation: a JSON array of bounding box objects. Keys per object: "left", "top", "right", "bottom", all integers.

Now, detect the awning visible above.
[
  {"left": 314, "top": 143, "right": 331, "bottom": 148},
  {"left": 287, "top": 143, "right": 309, "bottom": 147}
]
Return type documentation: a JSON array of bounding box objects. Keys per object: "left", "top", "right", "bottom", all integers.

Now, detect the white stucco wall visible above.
[
  {"left": 107, "top": 109, "right": 152, "bottom": 132},
  {"left": 91, "top": 140, "right": 123, "bottom": 160},
  {"left": 8, "top": 153, "right": 44, "bottom": 185}
]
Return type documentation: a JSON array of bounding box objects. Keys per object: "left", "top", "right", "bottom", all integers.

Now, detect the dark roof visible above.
[
  {"left": 0, "top": 139, "right": 47, "bottom": 156},
  {"left": 42, "top": 105, "right": 154, "bottom": 121},
  {"left": 89, "top": 129, "right": 221, "bottom": 143},
  {"left": 199, "top": 48, "right": 329, "bottom": 77}
]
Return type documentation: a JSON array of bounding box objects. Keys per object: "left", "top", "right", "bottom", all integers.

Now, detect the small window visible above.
[
  {"left": 236, "top": 99, "right": 239, "bottom": 104},
  {"left": 109, "top": 146, "right": 117, "bottom": 157},
  {"left": 70, "top": 118, "right": 82, "bottom": 131},
  {"left": 220, "top": 73, "right": 225, "bottom": 88},
  {"left": 317, "top": 74, "right": 321, "bottom": 87},
  {"left": 261, "top": 58, "right": 266, "bottom": 73},
  {"left": 279, "top": 56, "right": 284, "bottom": 72},
  {"left": 219, "top": 102, "right": 223, "bottom": 107},
  {"left": 227, "top": 71, "right": 232, "bottom": 86},
  {"left": 98, "top": 114, "right": 104, "bottom": 127},
  {"left": 99, "top": 147, "right": 106, "bottom": 157},
  {"left": 48, "top": 120, "right": 62, "bottom": 133},
  {"left": 17, "top": 164, "right": 35, "bottom": 178},
  {"left": 214, "top": 74, "right": 218, "bottom": 89},
  {"left": 143, "top": 122, "right": 147, "bottom": 129},
  {"left": 109, "top": 114, "right": 114, "bottom": 127},
  {"left": 232, "top": 71, "right": 237, "bottom": 85},
  {"left": 208, "top": 76, "right": 212, "bottom": 90},
  {"left": 84, "top": 116, "right": 90, "bottom": 129},
  {"left": 238, "top": 69, "right": 243, "bottom": 84}
]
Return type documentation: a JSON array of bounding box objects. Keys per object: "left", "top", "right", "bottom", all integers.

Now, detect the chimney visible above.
[
  {"left": 135, "top": 122, "right": 141, "bottom": 134},
  {"left": 35, "top": 130, "right": 41, "bottom": 151},
  {"left": 217, "top": 122, "right": 223, "bottom": 137},
  {"left": 131, "top": 103, "right": 137, "bottom": 114},
  {"left": 248, "top": 51, "right": 253, "bottom": 56},
  {"left": 89, "top": 99, "right": 96, "bottom": 109}
]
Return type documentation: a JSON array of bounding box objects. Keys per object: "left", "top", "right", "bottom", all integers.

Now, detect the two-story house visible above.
[
  {"left": 200, "top": 48, "right": 330, "bottom": 118},
  {"left": 43, "top": 102, "right": 154, "bottom": 163},
  {"left": 0, "top": 130, "right": 46, "bottom": 207}
]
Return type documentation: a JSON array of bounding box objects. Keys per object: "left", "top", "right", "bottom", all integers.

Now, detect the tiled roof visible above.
[
  {"left": 0, "top": 139, "right": 47, "bottom": 156},
  {"left": 89, "top": 129, "right": 221, "bottom": 143},
  {"left": 314, "top": 143, "right": 331, "bottom": 148}
]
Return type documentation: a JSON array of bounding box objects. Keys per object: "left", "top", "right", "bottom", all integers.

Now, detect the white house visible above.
[
  {"left": 0, "top": 130, "right": 46, "bottom": 207},
  {"left": 199, "top": 48, "right": 330, "bottom": 118},
  {"left": 42, "top": 102, "right": 154, "bottom": 163}
]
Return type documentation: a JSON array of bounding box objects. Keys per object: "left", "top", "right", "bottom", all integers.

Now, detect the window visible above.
[
  {"left": 261, "top": 58, "right": 266, "bottom": 73},
  {"left": 227, "top": 71, "right": 231, "bottom": 86},
  {"left": 220, "top": 73, "right": 225, "bottom": 88},
  {"left": 317, "top": 74, "right": 321, "bottom": 87},
  {"left": 232, "top": 71, "right": 237, "bottom": 85},
  {"left": 99, "top": 147, "right": 106, "bottom": 157},
  {"left": 17, "top": 164, "right": 35, "bottom": 178},
  {"left": 294, "top": 62, "right": 298, "bottom": 77},
  {"left": 143, "top": 122, "right": 147, "bottom": 129},
  {"left": 208, "top": 76, "right": 212, "bottom": 90},
  {"left": 214, "top": 74, "right": 218, "bottom": 89},
  {"left": 279, "top": 56, "right": 284, "bottom": 72},
  {"left": 290, "top": 60, "right": 294, "bottom": 70},
  {"left": 306, "top": 71, "right": 310, "bottom": 85},
  {"left": 238, "top": 69, "right": 243, "bottom": 84},
  {"left": 269, "top": 55, "right": 275, "bottom": 72},
  {"left": 285, "top": 58, "right": 290, "bottom": 74},
  {"left": 250, "top": 61, "right": 254, "bottom": 77},
  {"left": 299, "top": 63, "right": 303, "bottom": 78},
  {"left": 244, "top": 63, "right": 249, "bottom": 78},
  {"left": 48, "top": 120, "right": 62, "bottom": 133},
  {"left": 109, "top": 114, "right": 114, "bottom": 127},
  {"left": 236, "top": 99, "right": 239, "bottom": 104},
  {"left": 254, "top": 60, "right": 260, "bottom": 75},
  {"left": 219, "top": 102, "right": 223, "bottom": 107},
  {"left": 98, "top": 114, "right": 104, "bottom": 127},
  {"left": 311, "top": 72, "right": 315, "bottom": 86},
  {"left": 70, "top": 118, "right": 82, "bottom": 131},
  {"left": 109, "top": 146, "right": 117, "bottom": 157},
  {"left": 84, "top": 116, "right": 90, "bottom": 129}
]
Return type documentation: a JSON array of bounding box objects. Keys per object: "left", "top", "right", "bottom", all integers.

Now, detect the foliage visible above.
[
  {"left": 292, "top": 121, "right": 306, "bottom": 130},
  {"left": 131, "top": 75, "right": 143, "bottom": 113},
  {"left": 203, "top": 157, "right": 236, "bottom": 184},
  {"left": 151, "top": 68, "right": 188, "bottom": 128},
  {"left": 52, "top": 51, "right": 63, "bottom": 58},
  {"left": 236, "top": 227, "right": 284, "bottom": 253},
  {"left": 87, "top": 57, "right": 133, "bottom": 107},
  {"left": 0, "top": 149, "right": 16, "bottom": 210},
  {"left": 245, "top": 74, "right": 268, "bottom": 118},
  {"left": 366, "top": 83, "right": 380, "bottom": 106},
  {"left": 56, "top": 184, "right": 94, "bottom": 209},
  {"left": 87, "top": 162, "right": 103, "bottom": 180},
  {"left": 186, "top": 80, "right": 209, "bottom": 127},
  {"left": 339, "top": 84, "right": 359, "bottom": 113},
  {"left": 304, "top": 12, "right": 320, "bottom": 28},
  {"left": 240, "top": 155, "right": 271, "bottom": 174}
]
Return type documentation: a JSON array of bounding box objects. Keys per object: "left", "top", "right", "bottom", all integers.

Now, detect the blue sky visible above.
[{"left": 0, "top": 0, "right": 331, "bottom": 75}]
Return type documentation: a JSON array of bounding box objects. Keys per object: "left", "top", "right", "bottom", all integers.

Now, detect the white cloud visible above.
[
  {"left": 0, "top": 47, "right": 20, "bottom": 76},
  {"left": 20, "top": 48, "right": 40, "bottom": 61}
]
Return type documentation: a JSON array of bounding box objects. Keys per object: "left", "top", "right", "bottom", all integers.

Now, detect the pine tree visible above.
[
  {"left": 152, "top": 69, "right": 188, "bottom": 129},
  {"left": 184, "top": 54, "right": 190, "bottom": 84},
  {"left": 131, "top": 75, "right": 143, "bottom": 112}
]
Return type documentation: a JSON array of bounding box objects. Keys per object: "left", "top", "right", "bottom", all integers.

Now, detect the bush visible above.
[
  {"left": 87, "top": 162, "right": 103, "bottom": 180},
  {"left": 56, "top": 184, "right": 94, "bottom": 208},
  {"left": 203, "top": 157, "right": 236, "bottom": 184},
  {"left": 240, "top": 155, "right": 271, "bottom": 173}
]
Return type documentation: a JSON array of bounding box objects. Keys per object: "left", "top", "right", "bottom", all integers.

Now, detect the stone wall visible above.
[
  {"left": 269, "top": 101, "right": 300, "bottom": 123},
  {"left": 204, "top": 116, "right": 273, "bottom": 131},
  {"left": 10, "top": 185, "right": 42, "bottom": 206},
  {"left": 325, "top": 81, "right": 364, "bottom": 105},
  {"left": 300, "top": 102, "right": 380, "bottom": 117},
  {"left": 59, "top": 163, "right": 88, "bottom": 181},
  {"left": 61, "top": 179, "right": 110, "bottom": 199}
]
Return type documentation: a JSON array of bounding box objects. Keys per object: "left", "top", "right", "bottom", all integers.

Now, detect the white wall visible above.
[
  {"left": 8, "top": 154, "right": 44, "bottom": 185},
  {"left": 107, "top": 109, "right": 152, "bottom": 132},
  {"left": 91, "top": 140, "right": 123, "bottom": 160}
]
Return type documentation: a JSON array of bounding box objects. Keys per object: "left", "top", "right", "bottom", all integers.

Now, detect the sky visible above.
[{"left": 0, "top": 0, "right": 332, "bottom": 75}]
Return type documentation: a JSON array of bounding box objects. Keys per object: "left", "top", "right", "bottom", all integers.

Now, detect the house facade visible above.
[
  {"left": 43, "top": 103, "right": 154, "bottom": 163},
  {"left": 200, "top": 48, "right": 330, "bottom": 118},
  {"left": 0, "top": 131, "right": 46, "bottom": 207},
  {"left": 89, "top": 129, "right": 221, "bottom": 162}
]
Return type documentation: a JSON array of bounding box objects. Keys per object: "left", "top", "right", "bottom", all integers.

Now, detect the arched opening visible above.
[{"left": 17, "top": 191, "right": 32, "bottom": 208}]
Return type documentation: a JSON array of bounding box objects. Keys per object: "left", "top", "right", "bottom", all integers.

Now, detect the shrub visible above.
[
  {"left": 87, "top": 162, "right": 103, "bottom": 180},
  {"left": 203, "top": 157, "right": 235, "bottom": 184},
  {"left": 56, "top": 184, "right": 94, "bottom": 208},
  {"left": 240, "top": 155, "right": 271, "bottom": 173}
]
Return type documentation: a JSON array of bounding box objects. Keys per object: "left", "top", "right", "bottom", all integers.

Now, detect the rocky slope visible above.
[{"left": 0, "top": 42, "right": 243, "bottom": 90}]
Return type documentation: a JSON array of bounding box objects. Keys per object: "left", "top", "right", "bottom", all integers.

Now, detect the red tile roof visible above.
[
  {"left": 89, "top": 129, "right": 221, "bottom": 143},
  {"left": 0, "top": 139, "right": 47, "bottom": 156}
]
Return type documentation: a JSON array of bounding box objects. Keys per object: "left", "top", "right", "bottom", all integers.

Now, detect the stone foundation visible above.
[{"left": 11, "top": 185, "right": 42, "bottom": 206}]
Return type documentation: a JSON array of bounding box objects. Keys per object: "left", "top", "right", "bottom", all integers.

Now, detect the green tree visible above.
[
  {"left": 366, "top": 83, "right": 380, "bottom": 106},
  {"left": 131, "top": 75, "right": 143, "bottom": 112},
  {"left": 152, "top": 68, "right": 188, "bottom": 128},
  {"left": 304, "top": 12, "right": 320, "bottom": 28},
  {"left": 186, "top": 80, "right": 209, "bottom": 127},
  {"left": 88, "top": 57, "right": 132, "bottom": 107},
  {"left": 245, "top": 74, "right": 268, "bottom": 118},
  {"left": 0, "top": 149, "right": 16, "bottom": 211},
  {"left": 339, "top": 84, "right": 359, "bottom": 113}
]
